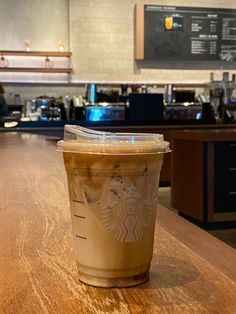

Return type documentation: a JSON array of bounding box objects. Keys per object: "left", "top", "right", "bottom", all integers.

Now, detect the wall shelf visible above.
[
  {"left": 3, "top": 81, "right": 209, "bottom": 87},
  {"left": 0, "top": 67, "right": 72, "bottom": 73},
  {"left": 0, "top": 50, "right": 72, "bottom": 57},
  {"left": 0, "top": 50, "right": 72, "bottom": 81}
]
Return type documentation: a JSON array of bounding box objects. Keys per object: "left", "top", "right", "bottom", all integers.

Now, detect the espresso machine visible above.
[
  {"left": 24, "top": 97, "right": 61, "bottom": 121},
  {"left": 209, "top": 72, "right": 236, "bottom": 123}
]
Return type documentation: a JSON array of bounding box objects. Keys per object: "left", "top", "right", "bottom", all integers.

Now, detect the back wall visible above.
[
  {"left": 69, "top": 0, "right": 236, "bottom": 84},
  {"left": 0, "top": 0, "right": 235, "bottom": 92}
]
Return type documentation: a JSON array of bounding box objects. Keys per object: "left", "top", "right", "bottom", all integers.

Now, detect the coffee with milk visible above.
[{"left": 57, "top": 125, "right": 170, "bottom": 287}]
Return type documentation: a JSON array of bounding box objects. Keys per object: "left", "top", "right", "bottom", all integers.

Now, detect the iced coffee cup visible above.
[{"left": 57, "top": 125, "right": 170, "bottom": 287}]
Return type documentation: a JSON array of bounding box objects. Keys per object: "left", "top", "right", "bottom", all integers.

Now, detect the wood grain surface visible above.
[{"left": 0, "top": 132, "right": 236, "bottom": 314}]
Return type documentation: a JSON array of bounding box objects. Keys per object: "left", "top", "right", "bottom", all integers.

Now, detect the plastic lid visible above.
[{"left": 57, "top": 125, "right": 170, "bottom": 155}]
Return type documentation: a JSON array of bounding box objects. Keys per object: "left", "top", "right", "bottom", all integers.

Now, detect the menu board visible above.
[{"left": 136, "top": 4, "right": 236, "bottom": 62}]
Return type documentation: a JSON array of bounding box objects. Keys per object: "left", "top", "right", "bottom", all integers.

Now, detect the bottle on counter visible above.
[{"left": 72, "top": 95, "right": 85, "bottom": 120}]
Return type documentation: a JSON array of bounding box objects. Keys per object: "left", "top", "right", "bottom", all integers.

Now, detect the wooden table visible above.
[{"left": 0, "top": 132, "right": 236, "bottom": 313}]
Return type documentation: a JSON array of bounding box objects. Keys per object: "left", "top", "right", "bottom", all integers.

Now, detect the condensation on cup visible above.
[{"left": 57, "top": 125, "right": 170, "bottom": 287}]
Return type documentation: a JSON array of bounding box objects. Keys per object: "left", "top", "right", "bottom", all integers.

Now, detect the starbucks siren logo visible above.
[{"left": 102, "top": 177, "right": 157, "bottom": 243}]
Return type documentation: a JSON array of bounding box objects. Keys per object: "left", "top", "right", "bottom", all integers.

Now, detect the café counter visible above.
[
  {"left": 1, "top": 120, "right": 236, "bottom": 185},
  {"left": 0, "top": 132, "right": 236, "bottom": 313},
  {"left": 171, "top": 129, "right": 236, "bottom": 226}
]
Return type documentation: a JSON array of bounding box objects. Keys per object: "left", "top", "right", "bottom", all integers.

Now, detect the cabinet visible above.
[
  {"left": 0, "top": 50, "right": 72, "bottom": 73},
  {"left": 171, "top": 129, "right": 236, "bottom": 225},
  {"left": 213, "top": 142, "right": 236, "bottom": 214}
]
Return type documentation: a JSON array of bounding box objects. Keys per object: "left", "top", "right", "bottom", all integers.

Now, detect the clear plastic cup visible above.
[{"left": 57, "top": 125, "right": 170, "bottom": 287}]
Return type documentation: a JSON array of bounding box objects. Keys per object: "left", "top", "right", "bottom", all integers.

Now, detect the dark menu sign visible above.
[{"left": 144, "top": 5, "right": 236, "bottom": 61}]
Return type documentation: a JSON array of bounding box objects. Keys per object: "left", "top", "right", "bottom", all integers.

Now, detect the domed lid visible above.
[{"left": 57, "top": 125, "right": 170, "bottom": 155}]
